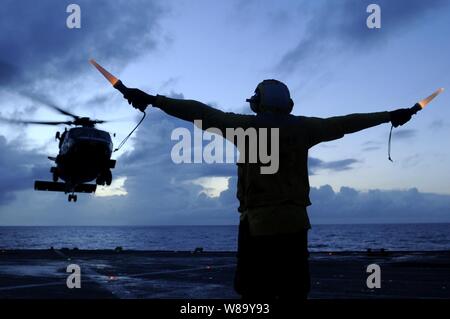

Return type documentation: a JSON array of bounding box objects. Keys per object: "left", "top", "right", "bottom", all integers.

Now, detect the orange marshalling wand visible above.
[
  {"left": 89, "top": 59, "right": 128, "bottom": 95},
  {"left": 411, "top": 88, "right": 444, "bottom": 114}
]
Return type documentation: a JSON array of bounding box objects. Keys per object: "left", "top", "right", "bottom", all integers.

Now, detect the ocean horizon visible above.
[{"left": 1, "top": 223, "right": 449, "bottom": 252}]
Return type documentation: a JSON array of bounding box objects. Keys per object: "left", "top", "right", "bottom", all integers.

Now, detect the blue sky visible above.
[{"left": 0, "top": 0, "right": 449, "bottom": 225}]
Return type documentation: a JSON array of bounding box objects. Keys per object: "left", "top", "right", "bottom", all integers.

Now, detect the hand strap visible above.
[
  {"left": 388, "top": 124, "right": 394, "bottom": 162},
  {"left": 114, "top": 111, "right": 146, "bottom": 152}
]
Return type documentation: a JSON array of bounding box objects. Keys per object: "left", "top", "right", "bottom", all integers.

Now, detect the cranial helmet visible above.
[{"left": 246, "top": 79, "right": 294, "bottom": 114}]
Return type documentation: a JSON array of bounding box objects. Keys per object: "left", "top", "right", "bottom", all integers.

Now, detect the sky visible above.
[{"left": 0, "top": 0, "right": 449, "bottom": 225}]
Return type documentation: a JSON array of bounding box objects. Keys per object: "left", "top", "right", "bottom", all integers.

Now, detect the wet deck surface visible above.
[{"left": 0, "top": 249, "right": 449, "bottom": 299}]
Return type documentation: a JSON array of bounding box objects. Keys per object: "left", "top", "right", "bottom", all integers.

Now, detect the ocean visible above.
[{"left": 0, "top": 223, "right": 449, "bottom": 251}]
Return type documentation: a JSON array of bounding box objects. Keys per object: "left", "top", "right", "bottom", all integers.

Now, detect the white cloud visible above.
[
  {"left": 189, "top": 176, "right": 231, "bottom": 198},
  {"left": 309, "top": 185, "right": 450, "bottom": 224},
  {"left": 95, "top": 176, "right": 128, "bottom": 197}
]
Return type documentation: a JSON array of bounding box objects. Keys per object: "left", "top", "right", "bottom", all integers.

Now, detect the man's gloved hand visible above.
[
  {"left": 389, "top": 108, "right": 414, "bottom": 127},
  {"left": 123, "top": 88, "right": 156, "bottom": 112}
]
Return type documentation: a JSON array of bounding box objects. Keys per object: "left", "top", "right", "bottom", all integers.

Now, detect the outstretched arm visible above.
[
  {"left": 305, "top": 109, "right": 412, "bottom": 148},
  {"left": 154, "top": 96, "right": 253, "bottom": 131},
  {"left": 122, "top": 88, "right": 254, "bottom": 132}
]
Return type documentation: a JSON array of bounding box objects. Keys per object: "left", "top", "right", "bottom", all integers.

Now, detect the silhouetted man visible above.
[{"left": 122, "top": 79, "right": 413, "bottom": 299}]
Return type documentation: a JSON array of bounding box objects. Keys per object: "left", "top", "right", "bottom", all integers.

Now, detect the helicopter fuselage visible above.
[
  {"left": 55, "top": 127, "right": 114, "bottom": 185},
  {"left": 34, "top": 126, "right": 116, "bottom": 201},
  {"left": 0, "top": 94, "right": 121, "bottom": 202}
]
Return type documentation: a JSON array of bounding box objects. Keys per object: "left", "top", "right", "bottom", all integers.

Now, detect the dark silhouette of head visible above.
[{"left": 246, "top": 79, "right": 294, "bottom": 115}]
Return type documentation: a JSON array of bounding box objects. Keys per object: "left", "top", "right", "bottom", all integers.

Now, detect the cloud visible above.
[
  {"left": 168, "top": 91, "right": 185, "bottom": 100},
  {"left": 309, "top": 184, "right": 450, "bottom": 224},
  {"left": 189, "top": 176, "right": 231, "bottom": 198},
  {"left": 0, "top": 0, "right": 165, "bottom": 88},
  {"left": 360, "top": 140, "right": 386, "bottom": 152},
  {"left": 309, "top": 157, "right": 359, "bottom": 174},
  {"left": 362, "top": 146, "right": 381, "bottom": 152},
  {"left": 429, "top": 119, "right": 446, "bottom": 130},
  {"left": 0, "top": 136, "right": 48, "bottom": 205},
  {"left": 95, "top": 176, "right": 128, "bottom": 197},
  {"left": 0, "top": 61, "right": 17, "bottom": 85},
  {"left": 360, "top": 140, "right": 382, "bottom": 152},
  {"left": 393, "top": 129, "right": 416, "bottom": 139},
  {"left": 158, "top": 77, "right": 180, "bottom": 91},
  {"left": 278, "top": 0, "right": 449, "bottom": 72}
]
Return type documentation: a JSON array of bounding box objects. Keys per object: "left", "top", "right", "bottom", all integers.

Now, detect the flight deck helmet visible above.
[{"left": 246, "top": 79, "right": 294, "bottom": 114}]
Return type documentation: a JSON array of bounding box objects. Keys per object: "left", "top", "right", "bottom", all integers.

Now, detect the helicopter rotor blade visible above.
[
  {"left": 90, "top": 116, "right": 136, "bottom": 125},
  {"left": 0, "top": 117, "right": 73, "bottom": 126},
  {"left": 21, "top": 92, "right": 79, "bottom": 119},
  {"left": 0, "top": 115, "right": 130, "bottom": 127},
  {"left": 93, "top": 119, "right": 118, "bottom": 124}
]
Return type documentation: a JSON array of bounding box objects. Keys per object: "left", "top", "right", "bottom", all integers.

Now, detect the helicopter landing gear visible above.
[
  {"left": 68, "top": 194, "right": 77, "bottom": 202},
  {"left": 96, "top": 176, "right": 105, "bottom": 186},
  {"left": 96, "top": 170, "right": 112, "bottom": 186},
  {"left": 105, "top": 170, "right": 112, "bottom": 186}
]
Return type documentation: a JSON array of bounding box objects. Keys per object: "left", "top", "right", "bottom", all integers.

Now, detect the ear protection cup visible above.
[
  {"left": 287, "top": 98, "right": 294, "bottom": 114},
  {"left": 246, "top": 89, "right": 261, "bottom": 113}
]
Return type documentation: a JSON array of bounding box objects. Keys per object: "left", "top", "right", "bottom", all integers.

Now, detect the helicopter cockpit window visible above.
[{"left": 69, "top": 128, "right": 111, "bottom": 141}]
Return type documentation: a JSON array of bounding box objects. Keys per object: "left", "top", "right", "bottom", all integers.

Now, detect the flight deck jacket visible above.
[{"left": 154, "top": 96, "right": 391, "bottom": 232}]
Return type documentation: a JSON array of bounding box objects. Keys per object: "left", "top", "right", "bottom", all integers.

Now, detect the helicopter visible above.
[{"left": 1, "top": 99, "right": 117, "bottom": 202}]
